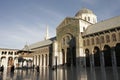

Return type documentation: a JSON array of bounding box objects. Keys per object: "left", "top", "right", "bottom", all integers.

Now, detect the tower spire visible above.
[{"left": 45, "top": 25, "right": 49, "bottom": 40}]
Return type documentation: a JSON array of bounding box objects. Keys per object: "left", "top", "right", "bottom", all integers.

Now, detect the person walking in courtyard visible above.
[
  {"left": 11, "top": 65, "right": 15, "bottom": 73},
  {"left": 36, "top": 66, "right": 39, "bottom": 72}
]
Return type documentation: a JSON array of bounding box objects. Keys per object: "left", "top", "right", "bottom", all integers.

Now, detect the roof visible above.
[
  {"left": 83, "top": 16, "right": 120, "bottom": 35},
  {"left": 23, "top": 37, "right": 56, "bottom": 50}
]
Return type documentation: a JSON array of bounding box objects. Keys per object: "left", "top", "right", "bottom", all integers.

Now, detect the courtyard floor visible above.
[{"left": 0, "top": 66, "right": 120, "bottom": 80}]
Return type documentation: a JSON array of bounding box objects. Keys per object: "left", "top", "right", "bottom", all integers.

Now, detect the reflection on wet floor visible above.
[{"left": 0, "top": 66, "right": 120, "bottom": 80}]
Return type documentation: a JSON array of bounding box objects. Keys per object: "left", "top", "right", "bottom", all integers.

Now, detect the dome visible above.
[{"left": 75, "top": 8, "right": 93, "bottom": 17}]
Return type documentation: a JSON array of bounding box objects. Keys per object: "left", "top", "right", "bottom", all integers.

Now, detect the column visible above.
[
  {"left": 90, "top": 54, "right": 96, "bottom": 80},
  {"left": 40, "top": 55, "right": 42, "bottom": 67},
  {"left": 44, "top": 55, "right": 46, "bottom": 67},
  {"left": 37, "top": 55, "right": 39, "bottom": 66},
  {"left": 100, "top": 51, "right": 106, "bottom": 80},
  {"left": 111, "top": 47, "right": 119, "bottom": 80}
]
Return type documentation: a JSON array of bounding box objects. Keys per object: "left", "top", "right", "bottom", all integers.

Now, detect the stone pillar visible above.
[
  {"left": 90, "top": 54, "right": 96, "bottom": 80},
  {"left": 111, "top": 47, "right": 119, "bottom": 80},
  {"left": 40, "top": 55, "right": 42, "bottom": 67},
  {"left": 36, "top": 55, "right": 39, "bottom": 66},
  {"left": 100, "top": 51, "right": 106, "bottom": 80}
]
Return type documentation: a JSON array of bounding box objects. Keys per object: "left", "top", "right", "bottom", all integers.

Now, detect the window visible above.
[
  {"left": 112, "top": 33, "right": 117, "bottom": 41},
  {"left": 66, "top": 36, "right": 70, "bottom": 44},
  {"left": 96, "top": 37, "right": 99, "bottom": 44},
  {"left": 101, "top": 36, "right": 105, "bottom": 43},
  {"left": 83, "top": 40, "right": 86, "bottom": 46},
  {"left": 106, "top": 35, "right": 110, "bottom": 43},
  {"left": 87, "top": 39, "right": 90, "bottom": 46},
  {"left": 91, "top": 38, "right": 94, "bottom": 45}
]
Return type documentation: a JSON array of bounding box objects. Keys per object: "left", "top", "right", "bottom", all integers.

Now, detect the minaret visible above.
[{"left": 44, "top": 25, "right": 49, "bottom": 40}]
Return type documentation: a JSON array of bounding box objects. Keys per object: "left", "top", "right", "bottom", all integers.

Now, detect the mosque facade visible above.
[{"left": 20, "top": 8, "right": 120, "bottom": 67}]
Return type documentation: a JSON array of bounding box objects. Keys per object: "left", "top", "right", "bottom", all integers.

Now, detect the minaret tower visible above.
[{"left": 44, "top": 25, "right": 49, "bottom": 40}]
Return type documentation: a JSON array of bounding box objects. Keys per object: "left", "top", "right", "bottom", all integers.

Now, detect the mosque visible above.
[
  {"left": 20, "top": 8, "right": 120, "bottom": 67},
  {"left": 1, "top": 8, "right": 120, "bottom": 68}
]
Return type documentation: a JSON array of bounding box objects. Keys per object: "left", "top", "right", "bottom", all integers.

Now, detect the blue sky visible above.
[{"left": 0, "top": 0, "right": 120, "bottom": 49}]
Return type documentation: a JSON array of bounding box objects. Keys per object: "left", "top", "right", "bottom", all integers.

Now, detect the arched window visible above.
[
  {"left": 66, "top": 36, "right": 70, "bottom": 44},
  {"left": 91, "top": 38, "right": 94, "bottom": 45},
  {"left": 83, "top": 40, "right": 86, "bottom": 46},
  {"left": 106, "top": 35, "right": 110, "bottom": 43},
  {"left": 87, "top": 39, "right": 90, "bottom": 46},
  {"left": 96, "top": 37, "right": 99, "bottom": 44},
  {"left": 101, "top": 36, "right": 105, "bottom": 43},
  {"left": 112, "top": 33, "right": 117, "bottom": 41}
]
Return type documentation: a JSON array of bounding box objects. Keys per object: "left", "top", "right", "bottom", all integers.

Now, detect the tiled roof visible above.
[
  {"left": 83, "top": 16, "right": 120, "bottom": 35},
  {"left": 23, "top": 37, "right": 56, "bottom": 50}
]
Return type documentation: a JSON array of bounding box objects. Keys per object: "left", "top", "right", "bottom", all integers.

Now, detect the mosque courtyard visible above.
[{"left": 0, "top": 66, "right": 120, "bottom": 80}]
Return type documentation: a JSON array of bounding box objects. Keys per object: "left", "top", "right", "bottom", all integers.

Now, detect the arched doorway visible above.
[
  {"left": 85, "top": 48, "right": 90, "bottom": 67},
  {"left": 115, "top": 43, "right": 120, "bottom": 66},
  {"left": 103, "top": 45, "right": 112, "bottom": 67},
  {"left": 93, "top": 46, "right": 100, "bottom": 67},
  {"left": 61, "top": 34, "right": 76, "bottom": 67}
]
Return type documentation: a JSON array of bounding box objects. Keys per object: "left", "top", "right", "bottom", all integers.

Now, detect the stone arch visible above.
[
  {"left": 106, "top": 35, "right": 110, "bottom": 43},
  {"left": 85, "top": 48, "right": 90, "bottom": 67},
  {"left": 61, "top": 33, "right": 76, "bottom": 67},
  {"left": 115, "top": 43, "right": 120, "bottom": 66},
  {"left": 103, "top": 45, "right": 112, "bottom": 67},
  {"left": 111, "top": 33, "right": 117, "bottom": 41},
  {"left": 93, "top": 46, "right": 100, "bottom": 66}
]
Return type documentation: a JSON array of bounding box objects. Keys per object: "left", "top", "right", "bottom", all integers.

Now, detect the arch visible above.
[
  {"left": 112, "top": 33, "right": 117, "bottom": 41},
  {"left": 100, "top": 36, "right": 105, "bottom": 43},
  {"left": 103, "top": 45, "right": 112, "bottom": 67},
  {"left": 61, "top": 33, "right": 76, "bottom": 67},
  {"left": 93, "top": 46, "right": 100, "bottom": 66},
  {"left": 87, "top": 39, "right": 90, "bottom": 46},
  {"left": 106, "top": 35, "right": 110, "bottom": 43},
  {"left": 83, "top": 40, "right": 86, "bottom": 46},
  {"left": 115, "top": 43, "right": 120, "bottom": 66},
  {"left": 96, "top": 37, "right": 99, "bottom": 44},
  {"left": 85, "top": 48, "right": 90, "bottom": 67},
  {"left": 91, "top": 38, "right": 94, "bottom": 45}
]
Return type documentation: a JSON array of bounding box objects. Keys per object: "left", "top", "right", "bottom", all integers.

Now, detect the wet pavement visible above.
[{"left": 0, "top": 66, "right": 120, "bottom": 80}]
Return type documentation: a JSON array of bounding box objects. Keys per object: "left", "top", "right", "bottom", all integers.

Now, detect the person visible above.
[
  {"left": 36, "top": 66, "right": 39, "bottom": 72},
  {"left": 11, "top": 65, "right": 15, "bottom": 73},
  {"left": 0, "top": 65, "right": 4, "bottom": 72}
]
